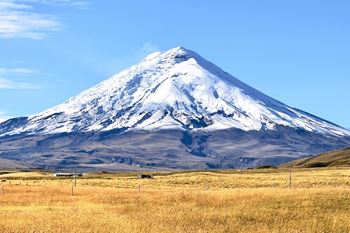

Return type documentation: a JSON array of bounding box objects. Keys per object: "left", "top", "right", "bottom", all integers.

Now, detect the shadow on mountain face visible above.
[{"left": 0, "top": 126, "right": 349, "bottom": 171}]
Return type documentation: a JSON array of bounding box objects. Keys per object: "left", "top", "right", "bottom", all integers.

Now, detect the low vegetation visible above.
[
  {"left": 1, "top": 168, "right": 350, "bottom": 233},
  {"left": 284, "top": 147, "right": 350, "bottom": 168}
]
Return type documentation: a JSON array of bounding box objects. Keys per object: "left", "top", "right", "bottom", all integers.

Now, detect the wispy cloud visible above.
[
  {"left": 0, "top": 110, "right": 11, "bottom": 123},
  {"left": 0, "top": 0, "right": 89, "bottom": 39},
  {"left": 140, "top": 41, "right": 159, "bottom": 54},
  {"left": 0, "top": 78, "right": 42, "bottom": 90},
  {"left": 135, "top": 41, "right": 160, "bottom": 60},
  {"left": 0, "top": 67, "right": 39, "bottom": 89},
  {"left": 0, "top": 67, "right": 35, "bottom": 74},
  {"left": 27, "top": 0, "right": 90, "bottom": 9},
  {"left": 0, "top": 1, "right": 60, "bottom": 39}
]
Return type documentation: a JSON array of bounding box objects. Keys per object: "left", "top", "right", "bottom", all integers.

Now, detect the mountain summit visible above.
[
  {"left": 1, "top": 47, "right": 349, "bottom": 137},
  {"left": 0, "top": 47, "right": 349, "bottom": 170}
]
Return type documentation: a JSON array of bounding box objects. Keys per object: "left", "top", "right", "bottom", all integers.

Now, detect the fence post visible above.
[{"left": 289, "top": 162, "right": 292, "bottom": 189}]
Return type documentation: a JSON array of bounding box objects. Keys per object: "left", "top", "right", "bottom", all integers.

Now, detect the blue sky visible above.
[{"left": 0, "top": 0, "right": 349, "bottom": 128}]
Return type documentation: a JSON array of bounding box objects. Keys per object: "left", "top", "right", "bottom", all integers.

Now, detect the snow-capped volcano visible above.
[
  {"left": 2, "top": 46, "right": 349, "bottom": 137},
  {"left": 1, "top": 46, "right": 350, "bottom": 171}
]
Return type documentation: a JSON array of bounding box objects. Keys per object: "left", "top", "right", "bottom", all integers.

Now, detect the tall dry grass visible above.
[{"left": 0, "top": 168, "right": 350, "bottom": 233}]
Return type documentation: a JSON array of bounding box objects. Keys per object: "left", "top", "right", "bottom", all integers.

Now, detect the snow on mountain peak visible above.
[
  {"left": 2, "top": 47, "right": 350, "bottom": 137},
  {"left": 141, "top": 46, "right": 198, "bottom": 66}
]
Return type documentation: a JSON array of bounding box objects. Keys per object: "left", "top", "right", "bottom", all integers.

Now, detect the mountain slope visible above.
[
  {"left": 0, "top": 47, "right": 349, "bottom": 170},
  {"left": 283, "top": 147, "right": 350, "bottom": 168}
]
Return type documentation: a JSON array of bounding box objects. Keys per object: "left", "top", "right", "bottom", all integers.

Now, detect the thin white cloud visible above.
[
  {"left": 0, "top": 78, "right": 42, "bottom": 90},
  {"left": 0, "top": 0, "right": 89, "bottom": 39},
  {"left": 135, "top": 41, "right": 160, "bottom": 61},
  {"left": 27, "top": 0, "right": 90, "bottom": 9},
  {"left": 0, "top": 1, "right": 60, "bottom": 39},
  {"left": 140, "top": 41, "right": 159, "bottom": 54},
  {"left": 0, "top": 67, "right": 35, "bottom": 74},
  {"left": 0, "top": 110, "right": 10, "bottom": 123}
]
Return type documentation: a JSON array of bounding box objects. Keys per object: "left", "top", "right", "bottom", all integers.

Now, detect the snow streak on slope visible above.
[{"left": 2, "top": 47, "right": 350, "bottom": 137}]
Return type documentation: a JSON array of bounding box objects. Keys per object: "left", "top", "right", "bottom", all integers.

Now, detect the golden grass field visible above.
[{"left": 1, "top": 168, "right": 350, "bottom": 233}]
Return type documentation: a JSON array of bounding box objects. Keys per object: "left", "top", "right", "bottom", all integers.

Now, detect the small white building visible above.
[{"left": 53, "top": 173, "right": 82, "bottom": 177}]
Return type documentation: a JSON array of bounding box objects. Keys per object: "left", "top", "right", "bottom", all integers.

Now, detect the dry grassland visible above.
[{"left": 0, "top": 168, "right": 350, "bottom": 233}]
